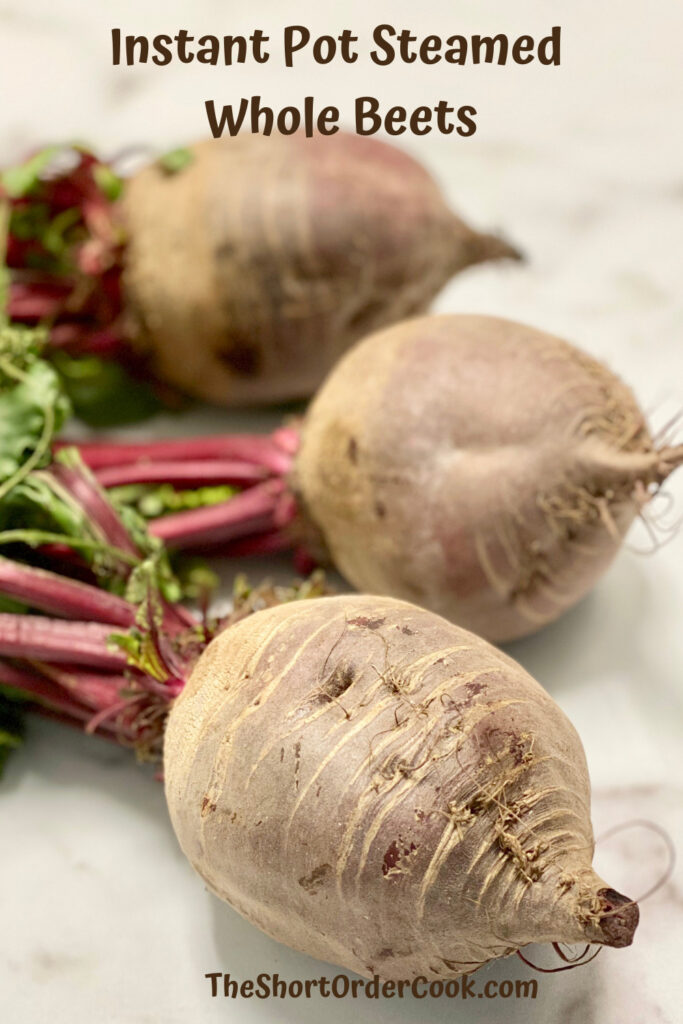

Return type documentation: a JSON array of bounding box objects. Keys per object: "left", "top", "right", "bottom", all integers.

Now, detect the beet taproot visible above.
[
  {"left": 71, "top": 314, "right": 683, "bottom": 642},
  {"left": 165, "top": 594, "right": 638, "bottom": 980},
  {"left": 293, "top": 315, "right": 682, "bottom": 640},
  {"left": 4, "top": 135, "right": 518, "bottom": 406},
  {"left": 0, "top": 575, "right": 639, "bottom": 979}
]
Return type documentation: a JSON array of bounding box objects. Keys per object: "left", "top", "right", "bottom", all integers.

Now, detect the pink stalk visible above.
[
  {"left": 160, "top": 598, "right": 198, "bottom": 630},
  {"left": 0, "top": 614, "right": 128, "bottom": 670},
  {"left": 59, "top": 427, "right": 303, "bottom": 557},
  {"left": 95, "top": 459, "right": 268, "bottom": 489},
  {"left": 0, "top": 411, "right": 208, "bottom": 756},
  {"left": 149, "top": 480, "right": 291, "bottom": 549},
  {"left": 161, "top": 600, "right": 197, "bottom": 633},
  {"left": 68, "top": 427, "right": 299, "bottom": 475},
  {"left": 0, "top": 556, "right": 136, "bottom": 626},
  {"left": 0, "top": 548, "right": 196, "bottom": 634},
  {"left": 50, "top": 461, "right": 140, "bottom": 558},
  {"left": 7, "top": 460, "right": 196, "bottom": 636},
  {"left": 36, "top": 663, "right": 134, "bottom": 713},
  {"left": 0, "top": 658, "right": 117, "bottom": 729},
  {"left": 8, "top": 280, "right": 71, "bottom": 319}
]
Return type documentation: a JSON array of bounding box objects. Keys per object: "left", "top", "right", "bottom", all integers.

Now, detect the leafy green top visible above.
[{"left": 0, "top": 323, "right": 70, "bottom": 496}]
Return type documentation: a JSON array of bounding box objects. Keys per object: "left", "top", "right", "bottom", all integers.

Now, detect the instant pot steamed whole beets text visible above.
[
  {"left": 72, "top": 314, "right": 683, "bottom": 643},
  {"left": 0, "top": 416, "right": 639, "bottom": 979},
  {"left": 3, "top": 133, "right": 518, "bottom": 406}
]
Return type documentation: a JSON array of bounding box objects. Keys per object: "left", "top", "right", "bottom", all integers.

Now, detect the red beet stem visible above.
[
  {"left": 63, "top": 429, "right": 302, "bottom": 555},
  {"left": 68, "top": 430, "right": 298, "bottom": 475},
  {"left": 0, "top": 658, "right": 109, "bottom": 724},
  {"left": 150, "top": 480, "right": 291, "bottom": 548},
  {"left": 0, "top": 556, "right": 136, "bottom": 627},
  {"left": 95, "top": 459, "right": 268, "bottom": 489},
  {"left": 0, "top": 614, "right": 127, "bottom": 670},
  {"left": 0, "top": 657, "right": 137, "bottom": 741},
  {"left": 50, "top": 460, "right": 140, "bottom": 558},
  {"left": 8, "top": 280, "right": 71, "bottom": 320},
  {"left": 161, "top": 600, "right": 198, "bottom": 633},
  {"left": 34, "top": 662, "right": 130, "bottom": 713}
]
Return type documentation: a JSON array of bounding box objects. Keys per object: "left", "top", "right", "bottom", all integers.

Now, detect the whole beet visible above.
[
  {"left": 165, "top": 594, "right": 638, "bottom": 980},
  {"left": 294, "top": 315, "right": 682, "bottom": 641},
  {"left": 120, "top": 134, "right": 517, "bottom": 405}
]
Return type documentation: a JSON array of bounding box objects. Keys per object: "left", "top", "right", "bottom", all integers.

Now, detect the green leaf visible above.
[
  {"left": 41, "top": 207, "right": 82, "bottom": 257},
  {"left": 6, "top": 200, "right": 51, "bottom": 243},
  {"left": 0, "top": 452, "right": 139, "bottom": 595},
  {"left": 0, "top": 472, "right": 85, "bottom": 541},
  {"left": 121, "top": 546, "right": 181, "bottom": 606},
  {"left": 0, "top": 334, "right": 71, "bottom": 491},
  {"left": 158, "top": 147, "right": 194, "bottom": 175},
  {"left": 1, "top": 146, "right": 60, "bottom": 199},
  {"left": 0, "top": 333, "right": 195, "bottom": 604}
]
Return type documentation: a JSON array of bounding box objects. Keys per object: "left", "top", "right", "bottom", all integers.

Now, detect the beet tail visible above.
[
  {"left": 461, "top": 228, "right": 523, "bottom": 269},
  {"left": 656, "top": 443, "right": 683, "bottom": 483}
]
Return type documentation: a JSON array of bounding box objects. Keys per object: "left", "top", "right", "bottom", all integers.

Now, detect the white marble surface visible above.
[{"left": 1, "top": 2, "right": 683, "bottom": 1022}]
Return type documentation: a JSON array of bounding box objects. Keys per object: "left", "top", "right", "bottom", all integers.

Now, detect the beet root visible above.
[
  {"left": 120, "top": 134, "right": 518, "bottom": 405},
  {"left": 165, "top": 594, "right": 637, "bottom": 980},
  {"left": 294, "top": 315, "right": 682, "bottom": 642}
]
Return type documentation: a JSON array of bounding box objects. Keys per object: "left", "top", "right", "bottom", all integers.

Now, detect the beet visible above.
[
  {"left": 4, "top": 135, "right": 519, "bottom": 406},
  {"left": 72, "top": 315, "right": 683, "bottom": 642}
]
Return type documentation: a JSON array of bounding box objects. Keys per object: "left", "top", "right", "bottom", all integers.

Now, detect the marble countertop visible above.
[{"left": 1, "top": 2, "right": 682, "bottom": 1022}]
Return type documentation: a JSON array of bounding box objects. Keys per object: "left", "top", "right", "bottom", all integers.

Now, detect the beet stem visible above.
[
  {"left": 0, "top": 614, "right": 127, "bottom": 670},
  {"left": 67, "top": 431, "right": 297, "bottom": 474},
  {"left": 51, "top": 460, "right": 140, "bottom": 557},
  {"left": 149, "top": 480, "right": 290, "bottom": 549},
  {"left": 0, "top": 657, "right": 115, "bottom": 727},
  {"left": 35, "top": 662, "right": 132, "bottom": 712},
  {"left": 95, "top": 459, "right": 268, "bottom": 489},
  {"left": 0, "top": 556, "right": 135, "bottom": 626},
  {"left": 63, "top": 429, "right": 302, "bottom": 554}
]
